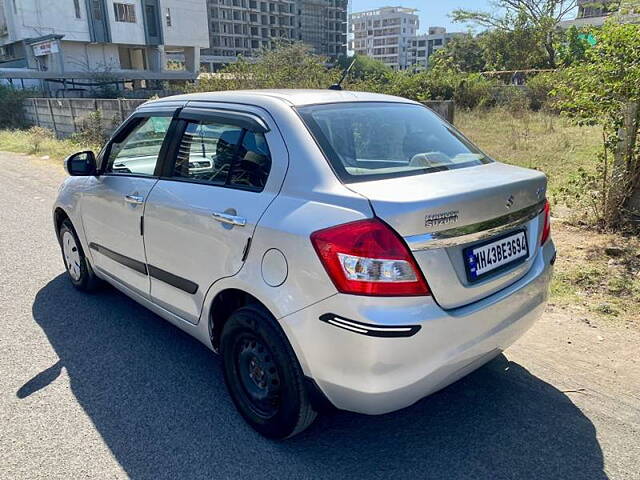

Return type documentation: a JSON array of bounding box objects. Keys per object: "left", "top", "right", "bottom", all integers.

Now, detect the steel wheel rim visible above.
[
  {"left": 62, "top": 231, "right": 81, "bottom": 281},
  {"left": 235, "top": 333, "right": 281, "bottom": 419}
]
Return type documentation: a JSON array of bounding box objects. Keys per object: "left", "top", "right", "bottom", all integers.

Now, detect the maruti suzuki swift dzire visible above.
[{"left": 54, "top": 90, "right": 555, "bottom": 438}]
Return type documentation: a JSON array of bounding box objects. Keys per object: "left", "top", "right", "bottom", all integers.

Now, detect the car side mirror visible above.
[{"left": 64, "top": 151, "right": 97, "bottom": 176}]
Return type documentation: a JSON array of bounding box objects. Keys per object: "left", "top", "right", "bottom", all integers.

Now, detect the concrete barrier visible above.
[
  {"left": 22, "top": 97, "right": 457, "bottom": 138},
  {"left": 23, "top": 98, "right": 147, "bottom": 138},
  {"left": 423, "top": 100, "right": 455, "bottom": 124}
]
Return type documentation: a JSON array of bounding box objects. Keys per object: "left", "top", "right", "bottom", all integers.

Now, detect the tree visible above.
[
  {"left": 191, "top": 41, "right": 339, "bottom": 92},
  {"left": 451, "top": 0, "right": 578, "bottom": 68},
  {"left": 554, "top": 20, "right": 640, "bottom": 228},
  {"left": 556, "top": 25, "right": 592, "bottom": 66},
  {"left": 429, "top": 34, "right": 487, "bottom": 72},
  {"left": 0, "top": 85, "right": 30, "bottom": 129},
  {"left": 478, "top": 15, "right": 549, "bottom": 70},
  {"left": 337, "top": 54, "right": 392, "bottom": 80}
]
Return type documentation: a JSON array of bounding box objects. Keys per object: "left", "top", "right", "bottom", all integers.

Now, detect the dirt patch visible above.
[{"left": 549, "top": 219, "right": 640, "bottom": 326}]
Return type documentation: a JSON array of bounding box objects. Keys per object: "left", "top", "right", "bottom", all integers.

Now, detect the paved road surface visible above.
[{"left": 1, "top": 152, "right": 639, "bottom": 479}]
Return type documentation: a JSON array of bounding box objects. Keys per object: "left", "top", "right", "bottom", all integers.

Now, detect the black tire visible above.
[
  {"left": 221, "top": 304, "right": 317, "bottom": 439},
  {"left": 58, "top": 219, "right": 101, "bottom": 292}
]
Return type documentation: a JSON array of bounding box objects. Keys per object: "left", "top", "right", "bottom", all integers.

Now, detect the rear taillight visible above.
[
  {"left": 541, "top": 200, "right": 551, "bottom": 245},
  {"left": 310, "top": 218, "right": 430, "bottom": 296}
]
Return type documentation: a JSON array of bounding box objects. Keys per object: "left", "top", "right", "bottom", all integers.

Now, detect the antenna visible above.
[{"left": 329, "top": 57, "right": 357, "bottom": 91}]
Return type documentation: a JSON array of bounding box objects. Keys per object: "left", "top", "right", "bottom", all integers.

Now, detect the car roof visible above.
[{"left": 143, "top": 89, "right": 419, "bottom": 109}]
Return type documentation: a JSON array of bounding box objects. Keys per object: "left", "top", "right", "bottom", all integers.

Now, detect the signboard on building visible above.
[{"left": 32, "top": 40, "right": 59, "bottom": 57}]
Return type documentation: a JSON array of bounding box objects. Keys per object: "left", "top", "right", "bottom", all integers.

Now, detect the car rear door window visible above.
[
  {"left": 228, "top": 131, "right": 271, "bottom": 191},
  {"left": 105, "top": 116, "right": 171, "bottom": 176},
  {"left": 172, "top": 120, "right": 244, "bottom": 185},
  {"left": 171, "top": 119, "right": 271, "bottom": 191}
]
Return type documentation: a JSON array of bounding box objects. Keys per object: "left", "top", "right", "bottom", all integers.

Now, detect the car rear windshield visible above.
[{"left": 297, "top": 102, "right": 492, "bottom": 183}]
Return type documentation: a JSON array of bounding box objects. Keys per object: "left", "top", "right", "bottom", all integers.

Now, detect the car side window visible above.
[
  {"left": 229, "top": 131, "right": 271, "bottom": 191},
  {"left": 172, "top": 120, "right": 244, "bottom": 185},
  {"left": 171, "top": 119, "right": 272, "bottom": 191},
  {"left": 105, "top": 116, "right": 171, "bottom": 176}
]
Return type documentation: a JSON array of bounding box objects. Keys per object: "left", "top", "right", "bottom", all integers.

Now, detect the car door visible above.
[
  {"left": 142, "top": 104, "right": 288, "bottom": 324},
  {"left": 81, "top": 107, "right": 177, "bottom": 297}
]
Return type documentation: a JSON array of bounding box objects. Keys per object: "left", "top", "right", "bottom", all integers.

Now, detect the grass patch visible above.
[
  {"left": 457, "top": 110, "right": 638, "bottom": 324},
  {"left": 548, "top": 221, "right": 640, "bottom": 323},
  {"left": 0, "top": 127, "right": 94, "bottom": 161},
  {"left": 457, "top": 108, "right": 602, "bottom": 199}
]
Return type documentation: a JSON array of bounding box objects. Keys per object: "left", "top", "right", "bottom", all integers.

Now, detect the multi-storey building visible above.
[
  {"left": 297, "top": 0, "right": 347, "bottom": 59},
  {"left": 349, "top": 6, "right": 419, "bottom": 70},
  {"left": 0, "top": 0, "right": 209, "bottom": 76},
  {"left": 201, "top": 0, "right": 347, "bottom": 71},
  {"left": 408, "top": 27, "right": 464, "bottom": 70},
  {"left": 204, "top": 0, "right": 295, "bottom": 64},
  {"left": 576, "top": 0, "right": 618, "bottom": 20},
  {"left": 559, "top": 0, "right": 618, "bottom": 27}
]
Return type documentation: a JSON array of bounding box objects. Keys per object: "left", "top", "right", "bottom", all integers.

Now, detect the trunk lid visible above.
[{"left": 347, "top": 162, "right": 548, "bottom": 309}]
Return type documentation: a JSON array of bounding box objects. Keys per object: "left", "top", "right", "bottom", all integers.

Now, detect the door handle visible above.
[
  {"left": 124, "top": 194, "right": 144, "bottom": 205},
  {"left": 212, "top": 211, "right": 247, "bottom": 227}
]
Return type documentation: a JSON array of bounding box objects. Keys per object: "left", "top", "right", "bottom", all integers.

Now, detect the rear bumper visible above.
[{"left": 279, "top": 240, "right": 555, "bottom": 415}]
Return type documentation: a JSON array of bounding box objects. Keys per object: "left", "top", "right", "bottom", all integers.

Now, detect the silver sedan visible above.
[{"left": 53, "top": 90, "right": 555, "bottom": 438}]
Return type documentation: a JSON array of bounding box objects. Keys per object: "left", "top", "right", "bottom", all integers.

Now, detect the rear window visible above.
[{"left": 297, "top": 102, "right": 492, "bottom": 183}]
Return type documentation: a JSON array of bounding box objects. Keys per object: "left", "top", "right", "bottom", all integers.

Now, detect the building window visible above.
[
  {"left": 113, "top": 3, "right": 136, "bottom": 23},
  {"left": 165, "top": 8, "right": 172, "bottom": 26},
  {"left": 145, "top": 3, "right": 158, "bottom": 36},
  {"left": 0, "top": 44, "right": 15, "bottom": 60},
  {"left": 73, "top": 0, "right": 81, "bottom": 18},
  {"left": 91, "top": 0, "right": 103, "bottom": 20}
]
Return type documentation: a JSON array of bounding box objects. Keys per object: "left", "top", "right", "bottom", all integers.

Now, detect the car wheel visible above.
[
  {"left": 58, "top": 219, "right": 100, "bottom": 292},
  {"left": 221, "top": 304, "right": 317, "bottom": 439}
]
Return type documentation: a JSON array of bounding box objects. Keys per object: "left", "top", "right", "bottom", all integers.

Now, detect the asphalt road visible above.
[{"left": 1, "top": 152, "right": 639, "bottom": 480}]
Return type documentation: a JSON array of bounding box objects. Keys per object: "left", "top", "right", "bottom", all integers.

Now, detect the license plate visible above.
[{"left": 464, "top": 230, "right": 529, "bottom": 282}]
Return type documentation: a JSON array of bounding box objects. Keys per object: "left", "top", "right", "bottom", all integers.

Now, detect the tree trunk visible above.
[
  {"left": 622, "top": 101, "right": 640, "bottom": 225},
  {"left": 544, "top": 32, "right": 557, "bottom": 69},
  {"left": 606, "top": 101, "right": 640, "bottom": 228}
]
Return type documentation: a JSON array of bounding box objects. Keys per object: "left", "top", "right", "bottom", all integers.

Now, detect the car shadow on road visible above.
[{"left": 28, "top": 274, "right": 607, "bottom": 480}]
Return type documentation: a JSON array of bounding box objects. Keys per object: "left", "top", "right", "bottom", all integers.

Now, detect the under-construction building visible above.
[
  {"left": 297, "top": 0, "right": 347, "bottom": 58},
  {"left": 201, "top": 0, "right": 348, "bottom": 71}
]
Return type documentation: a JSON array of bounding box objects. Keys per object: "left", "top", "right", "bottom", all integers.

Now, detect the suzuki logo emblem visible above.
[{"left": 505, "top": 195, "right": 515, "bottom": 209}]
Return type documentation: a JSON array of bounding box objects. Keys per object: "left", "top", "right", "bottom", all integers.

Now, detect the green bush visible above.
[
  {"left": 360, "top": 69, "right": 497, "bottom": 109},
  {"left": 553, "top": 21, "right": 640, "bottom": 229},
  {"left": 526, "top": 72, "right": 558, "bottom": 111},
  {"left": 337, "top": 54, "right": 393, "bottom": 81},
  {"left": 0, "top": 85, "right": 31, "bottom": 129},
  {"left": 455, "top": 73, "right": 497, "bottom": 109},
  {"left": 72, "top": 110, "right": 107, "bottom": 148},
  {"left": 26, "top": 126, "right": 55, "bottom": 154},
  {"left": 189, "top": 41, "right": 340, "bottom": 92},
  {"left": 188, "top": 42, "right": 501, "bottom": 110},
  {"left": 492, "top": 86, "right": 530, "bottom": 110}
]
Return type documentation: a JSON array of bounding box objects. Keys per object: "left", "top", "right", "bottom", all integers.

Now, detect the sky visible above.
[{"left": 350, "top": 0, "right": 494, "bottom": 33}]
